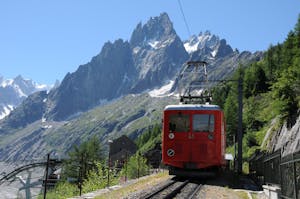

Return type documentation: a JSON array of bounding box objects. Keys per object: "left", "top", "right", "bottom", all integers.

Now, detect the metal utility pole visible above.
[
  {"left": 43, "top": 153, "right": 50, "bottom": 199},
  {"left": 107, "top": 140, "right": 113, "bottom": 187},
  {"left": 137, "top": 152, "right": 140, "bottom": 179},
  {"left": 125, "top": 151, "right": 127, "bottom": 182},
  {"left": 237, "top": 77, "right": 243, "bottom": 173},
  {"left": 79, "top": 154, "right": 83, "bottom": 196}
]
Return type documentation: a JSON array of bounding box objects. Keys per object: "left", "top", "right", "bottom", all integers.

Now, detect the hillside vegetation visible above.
[
  {"left": 135, "top": 16, "right": 300, "bottom": 158},
  {"left": 212, "top": 15, "right": 300, "bottom": 159}
]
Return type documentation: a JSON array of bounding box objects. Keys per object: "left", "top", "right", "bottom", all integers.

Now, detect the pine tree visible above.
[{"left": 62, "top": 135, "right": 103, "bottom": 180}]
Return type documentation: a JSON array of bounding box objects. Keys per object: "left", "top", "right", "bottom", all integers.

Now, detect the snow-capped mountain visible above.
[
  {"left": 0, "top": 12, "right": 263, "bottom": 162},
  {"left": 44, "top": 13, "right": 188, "bottom": 121},
  {"left": 184, "top": 31, "right": 234, "bottom": 60},
  {"left": 2, "top": 12, "right": 261, "bottom": 123},
  {"left": 184, "top": 31, "right": 220, "bottom": 54},
  {"left": 0, "top": 75, "right": 51, "bottom": 120}
]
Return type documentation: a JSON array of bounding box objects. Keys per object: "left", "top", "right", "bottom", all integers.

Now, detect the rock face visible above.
[
  {"left": 0, "top": 75, "right": 50, "bottom": 120},
  {"left": 46, "top": 39, "right": 136, "bottom": 121},
  {"left": 0, "top": 91, "right": 47, "bottom": 133},
  {"left": 0, "top": 12, "right": 264, "bottom": 161},
  {"left": 265, "top": 116, "right": 300, "bottom": 156},
  {"left": 130, "top": 13, "right": 188, "bottom": 92},
  {"left": 45, "top": 13, "right": 189, "bottom": 121},
  {"left": 43, "top": 13, "right": 261, "bottom": 121}
]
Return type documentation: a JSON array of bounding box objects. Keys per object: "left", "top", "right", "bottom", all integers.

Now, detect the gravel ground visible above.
[
  {"left": 69, "top": 170, "right": 267, "bottom": 199},
  {"left": 198, "top": 185, "right": 246, "bottom": 199}
]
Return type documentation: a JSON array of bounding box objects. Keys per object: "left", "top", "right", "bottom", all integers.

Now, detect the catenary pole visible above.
[
  {"left": 43, "top": 153, "right": 50, "bottom": 199},
  {"left": 237, "top": 77, "right": 243, "bottom": 173}
]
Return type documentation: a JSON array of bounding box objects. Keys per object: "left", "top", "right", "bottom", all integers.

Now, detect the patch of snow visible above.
[
  {"left": 161, "top": 38, "right": 174, "bottom": 48},
  {"left": 1, "top": 79, "right": 13, "bottom": 87},
  {"left": 148, "top": 41, "right": 160, "bottom": 49},
  {"left": 43, "top": 98, "right": 47, "bottom": 103},
  {"left": 13, "top": 85, "right": 27, "bottom": 97},
  {"left": 41, "top": 125, "right": 52, "bottom": 129},
  {"left": 184, "top": 32, "right": 219, "bottom": 54},
  {"left": 148, "top": 81, "right": 174, "bottom": 98},
  {"left": 184, "top": 40, "right": 200, "bottom": 53},
  {"left": 133, "top": 47, "right": 140, "bottom": 54},
  {"left": 35, "top": 84, "right": 48, "bottom": 90},
  {"left": 0, "top": 113, "right": 6, "bottom": 120},
  {"left": 211, "top": 49, "right": 218, "bottom": 57},
  {"left": 0, "top": 104, "right": 14, "bottom": 120}
]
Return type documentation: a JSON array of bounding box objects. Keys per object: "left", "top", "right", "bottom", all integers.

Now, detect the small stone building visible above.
[{"left": 109, "top": 135, "right": 137, "bottom": 168}]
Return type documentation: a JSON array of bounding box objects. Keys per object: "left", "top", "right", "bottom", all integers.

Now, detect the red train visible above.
[{"left": 162, "top": 104, "right": 226, "bottom": 176}]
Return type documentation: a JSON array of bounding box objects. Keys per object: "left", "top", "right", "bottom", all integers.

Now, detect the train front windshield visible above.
[
  {"left": 168, "top": 113, "right": 215, "bottom": 133},
  {"left": 169, "top": 114, "right": 190, "bottom": 132},
  {"left": 193, "top": 114, "right": 214, "bottom": 132}
]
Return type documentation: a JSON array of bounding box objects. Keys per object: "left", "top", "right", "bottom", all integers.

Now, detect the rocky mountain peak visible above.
[
  {"left": 0, "top": 75, "right": 50, "bottom": 120},
  {"left": 184, "top": 31, "right": 220, "bottom": 54},
  {"left": 130, "top": 12, "right": 176, "bottom": 47},
  {"left": 46, "top": 38, "right": 136, "bottom": 121},
  {"left": 215, "top": 39, "right": 234, "bottom": 58},
  {"left": 184, "top": 31, "right": 235, "bottom": 60}
]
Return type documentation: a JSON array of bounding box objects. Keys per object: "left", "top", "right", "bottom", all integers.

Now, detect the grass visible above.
[
  {"left": 234, "top": 190, "right": 250, "bottom": 199},
  {"left": 94, "top": 171, "right": 170, "bottom": 199},
  {"left": 251, "top": 192, "right": 258, "bottom": 199}
]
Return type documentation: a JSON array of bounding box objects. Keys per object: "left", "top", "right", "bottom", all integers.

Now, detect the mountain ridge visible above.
[
  {"left": 0, "top": 12, "right": 263, "bottom": 161},
  {"left": 0, "top": 75, "right": 51, "bottom": 120}
]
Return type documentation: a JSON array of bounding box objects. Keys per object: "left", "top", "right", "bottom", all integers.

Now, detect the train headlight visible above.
[
  {"left": 208, "top": 133, "right": 214, "bottom": 140},
  {"left": 168, "top": 133, "right": 174, "bottom": 139},
  {"left": 167, "top": 149, "right": 175, "bottom": 157}
]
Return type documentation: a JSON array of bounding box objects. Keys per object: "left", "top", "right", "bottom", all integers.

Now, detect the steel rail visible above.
[
  {"left": 143, "top": 180, "right": 177, "bottom": 199},
  {"left": 188, "top": 184, "right": 203, "bottom": 199}
]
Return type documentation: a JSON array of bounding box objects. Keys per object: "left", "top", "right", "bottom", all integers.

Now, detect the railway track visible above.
[{"left": 144, "top": 178, "right": 203, "bottom": 199}]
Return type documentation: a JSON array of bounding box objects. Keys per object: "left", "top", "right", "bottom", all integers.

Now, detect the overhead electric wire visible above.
[{"left": 177, "top": 0, "right": 192, "bottom": 38}]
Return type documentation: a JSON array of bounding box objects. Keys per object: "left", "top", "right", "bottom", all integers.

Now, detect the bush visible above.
[
  {"left": 119, "top": 153, "right": 150, "bottom": 180},
  {"left": 38, "top": 181, "right": 78, "bottom": 199}
]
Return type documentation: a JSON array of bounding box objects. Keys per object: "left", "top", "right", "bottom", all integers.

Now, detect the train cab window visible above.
[
  {"left": 193, "top": 114, "right": 214, "bottom": 132},
  {"left": 169, "top": 113, "right": 190, "bottom": 132}
]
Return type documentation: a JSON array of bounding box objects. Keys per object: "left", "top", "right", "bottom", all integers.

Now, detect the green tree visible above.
[
  {"left": 244, "top": 63, "right": 268, "bottom": 98},
  {"left": 211, "top": 83, "right": 230, "bottom": 109},
  {"left": 62, "top": 135, "right": 104, "bottom": 181},
  {"left": 136, "top": 124, "right": 162, "bottom": 153},
  {"left": 82, "top": 161, "right": 118, "bottom": 193},
  {"left": 119, "top": 153, "right": 150, "bottom": 179},
  {"left": 224, "top": 90, "right": 238, "bottom": 145},
  {"left": 272, "top": 66, "right": 299, "bottom": 128}
]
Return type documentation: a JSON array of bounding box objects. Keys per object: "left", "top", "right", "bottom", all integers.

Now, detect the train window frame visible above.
[
  {"left": 168, "top": 112, "right": 190, "bottom": 132},
  {"left": 192, "top": 114, "right": 215, "bottom": 133}
]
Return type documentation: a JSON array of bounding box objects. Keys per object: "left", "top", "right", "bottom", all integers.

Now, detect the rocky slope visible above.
[
  {"left": 263, "top": 115, "right": 300, "bottom": 157},
  {"left": 0, "top": 93, "right": 176, "bottom": 161}
]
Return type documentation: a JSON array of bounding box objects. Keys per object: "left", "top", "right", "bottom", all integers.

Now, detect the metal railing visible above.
[{"left": 249, "top": 150, "right": 300, "bottom": 199}]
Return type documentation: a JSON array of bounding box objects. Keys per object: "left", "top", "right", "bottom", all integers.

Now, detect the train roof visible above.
[{"left": 164, "top": 104, "right": 221, "bottom": 111}]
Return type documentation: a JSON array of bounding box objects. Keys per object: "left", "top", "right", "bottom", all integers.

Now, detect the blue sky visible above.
[{"left": 0, "top": 0, "right": 299, "bottom": 85}]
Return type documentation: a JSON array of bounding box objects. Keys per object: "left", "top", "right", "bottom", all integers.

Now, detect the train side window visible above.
[
  {"left": 193, "top": 114, "right": 214, "bottom": 132},
  {"left": 169, "top": 114, "right": 190, "bottom": 132}
]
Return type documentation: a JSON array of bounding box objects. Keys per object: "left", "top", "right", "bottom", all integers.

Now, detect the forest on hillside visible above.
[
  {"left": 212, "top": 15, "right": 300, "bottom": 159},
  {"left": 137, "top": 15, "right": 300, "bottom": 161}
]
